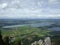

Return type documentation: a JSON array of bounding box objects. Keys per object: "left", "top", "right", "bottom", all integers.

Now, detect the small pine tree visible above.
[
  {"left": 4, "top": 36, "right": 10, "bottom": 45},
  {"left": 0, "top": 30, "right": 5, "bottom": 45}
]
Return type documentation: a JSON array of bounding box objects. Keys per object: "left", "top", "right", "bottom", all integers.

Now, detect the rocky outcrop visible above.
[{"left": 31, "top": 37, "right": 51, "bottom": 45}]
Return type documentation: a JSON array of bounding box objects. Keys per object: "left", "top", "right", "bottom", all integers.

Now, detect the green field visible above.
[
  {"left": 0, "top": 26, "right": 60, "bottom": 45},
  {"left": 0, "top": 26, "right": 51, "bottom": 45}
]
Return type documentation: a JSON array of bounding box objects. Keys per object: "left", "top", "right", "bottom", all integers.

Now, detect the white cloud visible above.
[
  {"left": 11, "top": 0, "right": 20, "bottom": 4},
  {"left": 0, "top": 0, "right": 60, "bottom": 19},
  {"left": 48, "top": 0, "right": 57, "bottom": 3},
  {"left": 48, "top": 0, "right": 60, "bottom": 4},
  {"left": 0, "top": 8, "right": 60, "bottom": 19},
  {"left": 0, "top": 14, "right": 60, "bottom": 19},
  {"left": 0, "top": 3, "right": 7, "bottom": 9}
]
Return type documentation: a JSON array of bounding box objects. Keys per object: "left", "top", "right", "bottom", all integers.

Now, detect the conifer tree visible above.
[{"left": 0, "top": 30, "right": 5, "bottom": 45}]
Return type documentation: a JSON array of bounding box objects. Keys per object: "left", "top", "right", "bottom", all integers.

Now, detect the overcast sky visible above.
[{"left": 0, "top": 0, "right": 60, "bottom": 19}]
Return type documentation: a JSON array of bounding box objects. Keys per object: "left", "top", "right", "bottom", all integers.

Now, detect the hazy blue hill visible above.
[{"left": 0, "top": 19, "right": 60, "bottom": 26}]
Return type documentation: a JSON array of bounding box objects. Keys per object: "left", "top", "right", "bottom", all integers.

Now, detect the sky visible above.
[{"left": 0, "top": 0, "right": 60, "bottom": 19}]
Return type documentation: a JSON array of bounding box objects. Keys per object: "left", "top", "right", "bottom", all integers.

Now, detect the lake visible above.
[
  {"left": 2, "top": 22, "right": 53, "bottom": 28},
  {"left": 2, "top": 22, "right": 60, "bottom": 31},
  {"left": 48, "top": 27, "right": 60, "bottom": 31}
]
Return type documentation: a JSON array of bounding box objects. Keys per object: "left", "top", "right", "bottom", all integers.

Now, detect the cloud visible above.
[
  {"left": 0, "top": 14, "right": 60, "bottom": 19},
  {"left": 0, "top": 3, "right": 7, "bottom": 9},
  {"left": 0, "top": 8, "right": 60, "bottom": 19},
  {"left": 48, "top": 0, "right": 60, "bottom": 9},
  {"left": 48, "top": 0, "right": 57, "bottom": 3},
  {"left": 0, "top": 0, "right": 60, "bottom": 19},
  {"left": 48, "top": 0, "right": 60, "bottom": 4}
]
